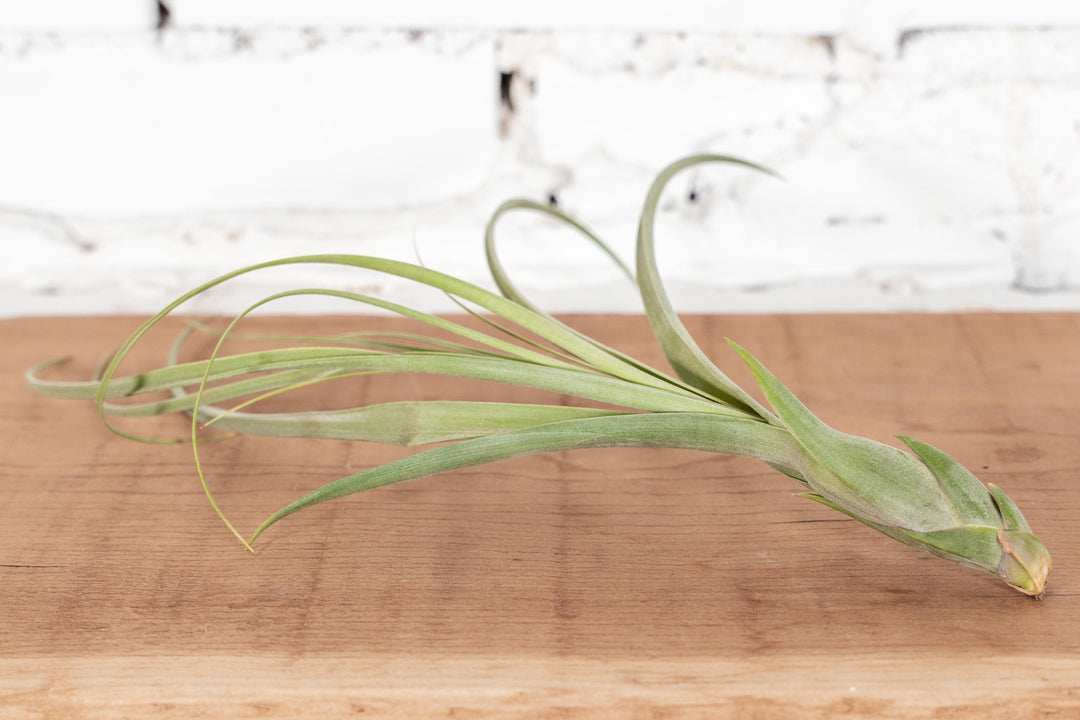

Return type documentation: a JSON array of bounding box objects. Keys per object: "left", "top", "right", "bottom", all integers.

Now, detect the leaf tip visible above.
[{"left": 725, "top": 339, "right": 754, "bottom": 365}]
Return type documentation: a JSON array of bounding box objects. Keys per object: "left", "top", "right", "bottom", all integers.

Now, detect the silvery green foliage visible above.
[{"left": 28, "top": 155, "right": 1052, "bottom": 596}]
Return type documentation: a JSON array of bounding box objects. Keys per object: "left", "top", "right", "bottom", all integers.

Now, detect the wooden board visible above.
[{"left": 2, "top": 313, "right": 1079, "bottom": 718}]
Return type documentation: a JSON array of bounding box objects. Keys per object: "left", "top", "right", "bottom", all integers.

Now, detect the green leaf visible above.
[
  {"left": 483, "top": 197, "right": 734, "bottom": 410},
  {"left": 988, "top": 484, "right": 1032, "bottom": 533},
  {"left": 99, "top": 369, "right": 337, "bottom": 418},
  {"left": 996, "top": 529, "right": 1051, "bottom": 595},
  {"left": 802, "top": 493, "right": 1003, "bottom": 573},
  {"left": 901, "top": 526, "right": 1005, "bottom": 573},
  {"left": 34, "top": 347, "right": 737, "bottom": 416},
  {"left": 897, "top": 436, "right": 1000, "bottom": 527},
  {"left": 87, "top": 254, "right": 738, "bottom": 443},
  {"left": 31, "top": 347, "right": 379, "bottom": 400},
  {"left": 485, "top": 198, "right": 635, "bottom": 313},
  {"left": 249, "top": 411, "right": 810, "bottom": 544},
  {"left": 636, "top": 155, "right": 779, "bottom": 421},
  {"left": 731, "top": 341, "right": 955, "bottom": 532},
  {"left": 199, "top": 401, "right": 629, "bottom": 447}
]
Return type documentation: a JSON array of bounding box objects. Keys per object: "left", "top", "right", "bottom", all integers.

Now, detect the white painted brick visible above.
[
  {"left": 0, "top": 31, "right": 496, "bottom": 215},
  {"left": 883, "top": 1, "right": 1080, "bottom": 31},
  {"left": 531, "top": 36, "right": 835, "bottom": 169},
  {"left": 168, "top": 1, "right": 1080, "bottom": 35},
  {"left": 519, "top": 28, "right": 1080, "bottom": 300},
  {"left": 165, "top": 0, "right": 1080, "bottom": 66},
  {"left": 0, "top": 0, "right": 155, "bottom": 33},
  {"left": 898, "top": 28, "right": 1080, "bottom": 79},
  {"left": 4, "top": 20, "right": 1080, "bottom": 317},
  {"left": 169, "top": 0, "right": 852, "bottom": 34}
]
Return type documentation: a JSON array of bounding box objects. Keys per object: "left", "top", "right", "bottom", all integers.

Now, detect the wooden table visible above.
[{"left": 2, "top": 314, "right": 1078, "bottom": 718}]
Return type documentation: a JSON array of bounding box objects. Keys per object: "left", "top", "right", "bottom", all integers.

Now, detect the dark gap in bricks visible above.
[
  {"left": 302, "top": 28, "right": 324, "bottom": 50},
  {"left": 812, "top": 34, "right": 836, "bottom": 60},
  {"left": 896, "top": 24, "right": 1057, "bottom": 59},
  {"left": 155, "top": 1, "right": 171, "bottom": 31},
  {"left": 498, "top": 70, "right": 519, "bottom": 139},
  {"left": 896, "top": 28, "right": 926, "bottom": 59},
  {"left": 499, "top": 70, "right": 516, "bottom": 114},
  {"left": 233, "top": 30, "right": 253, "bottom": 51}
]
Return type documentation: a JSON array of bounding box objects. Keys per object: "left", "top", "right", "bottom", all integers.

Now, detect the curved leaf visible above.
[
  {"left": 637, "top": 155, "right": 780, "bottom": 422},
  {"left": 202, "top": 401, "right": 629, "bottom": 446},
  {"left": 249, "top": 411, "right": 809, "bottom": 543}
]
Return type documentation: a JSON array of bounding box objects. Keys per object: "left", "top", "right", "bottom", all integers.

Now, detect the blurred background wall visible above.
[{"left": 2, "top": 1, "right": 1079, "bottom": 316}]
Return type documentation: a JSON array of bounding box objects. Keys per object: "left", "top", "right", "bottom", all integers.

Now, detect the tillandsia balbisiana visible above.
[{"left": 28, "top": 155, "right": 1052, "bottom": 598}]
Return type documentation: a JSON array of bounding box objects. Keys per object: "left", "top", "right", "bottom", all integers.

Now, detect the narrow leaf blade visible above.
[
  {"left": 203, "top": 401, "right": 629, "bottom": 447},
  {"left": 898, "top": 435, "right": 1000, "bottom": 527},
  {"left": 988, "top": 484, "right": 1032, "bottom": 533},
  {"left": 636, "top": 155, "right": 779, "bottom": 420},
  {"left": 249, "top": 411, "right": 808, "bottom": 543}
]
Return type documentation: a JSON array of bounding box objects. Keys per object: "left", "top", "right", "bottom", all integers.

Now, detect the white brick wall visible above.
[
  {"left": 0, "top": 32, "right": 496, "bottom": 214},
  {"left": 3, "top": 0, "right": 155, "bottom": 32},
  {"left": 2, "top": 1, "right": 1079, "bottom": 316}
]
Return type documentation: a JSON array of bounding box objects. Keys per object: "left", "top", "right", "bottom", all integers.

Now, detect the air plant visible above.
[{"left": 28, "top": 155, "right": 1052, "bottom": 597}]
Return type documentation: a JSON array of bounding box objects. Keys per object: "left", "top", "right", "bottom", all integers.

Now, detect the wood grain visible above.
[{"left": 2, "top": 314, "right": 1079, "bottom": 718}]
